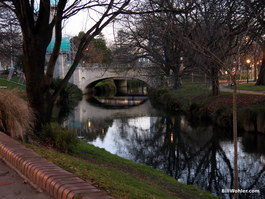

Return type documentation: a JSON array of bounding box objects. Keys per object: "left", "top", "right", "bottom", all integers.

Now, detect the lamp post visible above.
[{"left": 246, "top": 59, "right": 251, "bottom": 83}]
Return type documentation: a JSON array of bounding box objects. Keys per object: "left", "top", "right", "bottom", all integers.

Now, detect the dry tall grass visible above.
[{"left": 0, "top": 89, "right": 35, "bottom": 140}]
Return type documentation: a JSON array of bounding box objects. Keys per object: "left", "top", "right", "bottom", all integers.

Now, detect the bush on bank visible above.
[
  {"left": 148, "top": 85, "right": 211, "bottom": 113},
  {"left": 40, "top": 122, "right": 79, "bottom": 153},
  {"left": 50, "top": 78, "right": 83, "bottom": 122},
  {"left": 0, "top": 89, "right": 34, "bottom": 140},
  {"left": 149, "top": 88, "right": 182, "bottom": 112},
  {"left": 238, "top": 104, "right": 265, "bottom": 133},
  {"left": 149, "top": 86, "right": 265, "bottom": 133},
  {"left": 51, "top": 78, "right": 83, "bottom": 109}
]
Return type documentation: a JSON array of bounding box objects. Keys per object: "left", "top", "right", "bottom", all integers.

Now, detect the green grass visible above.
[
  {"left": 0, "top": 77, "right": 25, "bottom": 89},
  {"left": 149, "top": 83, "right": 211, "bottom": 112},
  {"left": 236, "top": 83, "right": 265, "bottom": 91},
  {"left": 172, "top": 83, "right": 211, "bottom": 104},
  {"left": 26, "top": 141, "right": 218, "bottom": 199}
]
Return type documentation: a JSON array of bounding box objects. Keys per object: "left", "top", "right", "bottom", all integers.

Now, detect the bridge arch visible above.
[
  {"left": 73, "top": 66, "right": 161, "bottom": 93},
  {"left": 84, "top": 77, "right": 149, "bottom": 95}
]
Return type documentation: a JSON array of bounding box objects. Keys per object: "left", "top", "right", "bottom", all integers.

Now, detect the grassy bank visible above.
[
  {"left": 149, "top": 84, "right": 265, "bottom": 131},
  {"left": 148, "top": 84, "right": 211, "bottom": 113},
  {"left": 26, "top": 141, "right": 218, "bottom": 199},
  {"left": 232, "top": 83, "right": 265, "bottom": 91},
  {"left": 0, "top": 77, "right": 25, "bottom": 89}
]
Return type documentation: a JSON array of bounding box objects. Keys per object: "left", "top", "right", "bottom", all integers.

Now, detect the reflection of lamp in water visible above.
[
  {"left": 88, "top": 120, "right": 91, "bottom": 128},
  {"left": 170, "top": 132, "right": 174, "bottom": 143},
  {"left": 123, "top": 99, "right": 128, "bottom": 104}
]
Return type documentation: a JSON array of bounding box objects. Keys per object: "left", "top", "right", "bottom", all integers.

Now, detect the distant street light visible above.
[{"left": 246, "top": 59, "right": 251, "bottom": 83}]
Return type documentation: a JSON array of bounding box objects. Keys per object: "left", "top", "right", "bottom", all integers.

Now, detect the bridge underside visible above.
[
  {"left": 84, "top": 78, "right": 148, "bottom": 95},
  {"left": 72, "top": 66, "right": 162, "bottom": 93}
]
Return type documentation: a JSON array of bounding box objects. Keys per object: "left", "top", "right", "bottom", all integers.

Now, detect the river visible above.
[{"left": 67, "top": 96, "right": 265, "bottom": 199}]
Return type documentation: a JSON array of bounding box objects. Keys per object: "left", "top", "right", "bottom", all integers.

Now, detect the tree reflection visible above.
[{"left": 118, "top": 115, "right": 265, "bottom": 199}]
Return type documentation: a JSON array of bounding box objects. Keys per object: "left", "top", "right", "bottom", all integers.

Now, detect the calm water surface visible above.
[{"left": 67, "top": 97, "right": 265, "bottom": 199}]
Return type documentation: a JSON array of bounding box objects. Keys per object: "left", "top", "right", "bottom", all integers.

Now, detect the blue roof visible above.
[
  {"left": 51, "top": 0, "right": 58, "bottom": 6},
  {"left": 47, "top": 37, "right": 71, "bottom": 53}
]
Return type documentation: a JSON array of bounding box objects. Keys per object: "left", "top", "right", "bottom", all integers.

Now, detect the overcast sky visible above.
[{"left": 62, "top": 9, "right": 118, "bottom": 45}]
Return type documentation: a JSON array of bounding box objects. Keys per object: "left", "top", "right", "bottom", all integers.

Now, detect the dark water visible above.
[{"left": 67, "top": 97, "right": 265, "bottom": 199}]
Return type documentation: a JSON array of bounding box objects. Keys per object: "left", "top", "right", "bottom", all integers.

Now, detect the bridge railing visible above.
[{"left": 81, "top": 62, "right": 157, "bottom": 69}]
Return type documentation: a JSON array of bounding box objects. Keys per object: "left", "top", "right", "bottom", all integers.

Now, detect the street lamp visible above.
[{"left": 246, "top": 59, "right": 251, "bottom": 83}]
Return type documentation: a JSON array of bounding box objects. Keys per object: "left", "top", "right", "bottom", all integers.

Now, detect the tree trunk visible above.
[
  {"left": 172, "top": 73, "right": 182, "bottom": 89},
  {"left": 22, "top": 33, "right": 53, "bottom": 131},
  {"left": 211, "top": 67, "right": 219, "bottom": 96},
  {"left": 255, "top": 48, "right": 265, "bottom": 85}
]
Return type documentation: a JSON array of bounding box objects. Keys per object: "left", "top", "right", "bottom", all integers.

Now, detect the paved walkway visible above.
[
  {"left": 0, "top": 132, "right": 114, "bottom": 199},
  {"left": 0, "top": 158, "right": 51, "bottom": 199},
  {"left": 220, "top": 85, "right": 265, "bottom": 96}
]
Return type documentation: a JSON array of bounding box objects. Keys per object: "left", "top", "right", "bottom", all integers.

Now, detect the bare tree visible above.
[
  {"left": 113, "top": 0, "right": 194, "bottom": 88},
  {"left": 0, "top": 0, "right": 131, "bottom": 131},
  {"left": 182, "top": 0, "right": 249, "bottom": 96},
  {"left": 0, "top": 4, "right": 21, "bottom": 69},
  {"left": 242, "top": 0, "right": 265, "bottom": 85}
]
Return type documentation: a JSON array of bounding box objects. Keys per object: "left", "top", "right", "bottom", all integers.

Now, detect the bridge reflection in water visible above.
[
  {"left": 67, "top": 97, "right": 265, "bottom": 199},
  {"left": 94, "top": 96, "right": 148, "bottom": 107}
]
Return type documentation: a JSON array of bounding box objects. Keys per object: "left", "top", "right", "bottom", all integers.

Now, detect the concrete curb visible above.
[{"left": 0, "top": 133, "right": 113, "bottom": 199}]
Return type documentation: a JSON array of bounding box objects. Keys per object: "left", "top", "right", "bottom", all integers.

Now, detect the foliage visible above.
[
  {"left": 40, "top": 123, "right": 79, "bottom": 153},
  {"left": 238, "top": 104, "right": 265, "bottom": 133},
  {"left": 50, "top": 78, "right": 82, "bottom": 122},
  {"left": 73, "top": 32, "right": 112, "bottom": 64},
  {"left": 150, "top": 85, "right": 265, "bottom": 133},
  {"left": 0, "top": 89, "right": 34, "bottom": 140},
  {"left": 212, "top": 106, "right": 232, "bottom": 127},
  {"left": 149, "top": 84, "right": 211, "bottom": 112},
  {"left": 94, "top": 79, "right": 117, "bottom": 97},
  {"left": 27, "top": 141, "right": 218, "bottom": 199},
  {"left": 51, "top": 78, "right": 82, "bottom": 108},
  {"left": 0, "top": 1, "right": 131, "bottom": 130}
]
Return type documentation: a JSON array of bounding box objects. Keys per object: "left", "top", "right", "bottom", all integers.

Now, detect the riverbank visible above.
[
  {"left": 26, "top": 141, "right": 218, "bottom": 199},
  {"left": 148, "top": 84, "right": 265, "bottom": 133}
]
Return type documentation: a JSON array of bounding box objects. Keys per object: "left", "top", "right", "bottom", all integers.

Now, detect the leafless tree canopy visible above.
[
  {"left": 0, "top": 5, "right": 21, "bottom": 69},
  {"left": 0, "top": 0, "right": 132, "bottom": 129},
  {"left": 0, "top": 0, "right": 264, "bottom": 129},
  {"left": 112, "top": 0, "right": 264, "bottom": 94}
]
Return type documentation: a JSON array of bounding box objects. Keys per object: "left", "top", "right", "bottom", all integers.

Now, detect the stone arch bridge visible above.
[{"left": 68, "top": 64, "right": 162, "bottom": 93}]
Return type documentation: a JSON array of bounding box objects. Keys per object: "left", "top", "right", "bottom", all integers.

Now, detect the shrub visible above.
[
  {"left": 0, "top": 89, "right": 34, "bottom": 140},
  {"left": 50, "top": 78, "right": 83, "bottom": 122},
  {"left": 40, "top": 123, "right": 79, "bottom": 153},
  {"left": 213, "top": 106, "right": 232, "bottom": 127},
  {"left": 51, "top": 78, "right": 83, "bottom": 108},
  {"left": 94, "top": 79, "right": 117, "bottom": 97}
]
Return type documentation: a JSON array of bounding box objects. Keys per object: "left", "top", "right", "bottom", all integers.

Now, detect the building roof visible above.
[
  {"left": 51, "top": 0, "right": 58, "bottom": 6},
  {"left": 46, "top": 37, "right": 71, "bottom": 53}
]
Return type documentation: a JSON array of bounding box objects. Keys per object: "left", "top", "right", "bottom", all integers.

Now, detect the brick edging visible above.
[{"left": 0, "top": 132, "right": 113, "bottom": 199}]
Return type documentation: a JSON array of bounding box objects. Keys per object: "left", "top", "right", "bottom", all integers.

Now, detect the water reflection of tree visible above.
[
  {"left": 242, "top": 132, "right": 265, "bottom": 154},
  {"left": 120, "top": 115, "right": 265, "bottom": 199}
]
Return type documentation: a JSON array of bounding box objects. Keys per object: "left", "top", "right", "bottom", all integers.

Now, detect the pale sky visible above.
[{"left": 62, "top": 9, "right": 117, "bottom": 45}]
